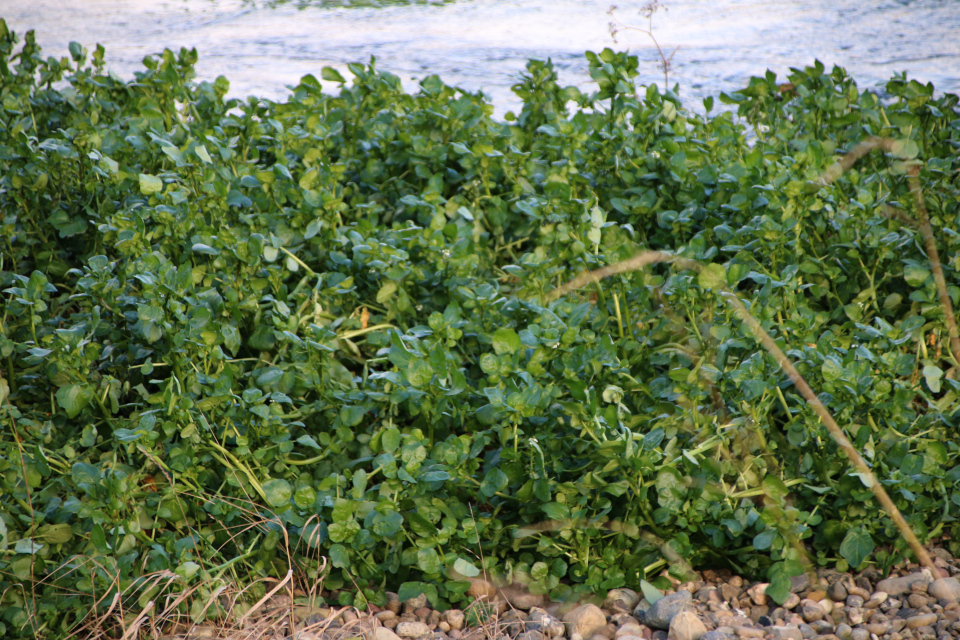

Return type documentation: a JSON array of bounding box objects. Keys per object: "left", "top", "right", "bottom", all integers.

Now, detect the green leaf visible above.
[
  {"left": 417, "top": 548, "right": 441, "bottom": 574},
  {"left": 381, "top": 428, "right": 401, "bottom": 452},
  {"left": 890, "top": 139, "right": 920, "bottom": 159},
  {"left": 322, "top": 66, "right": 346, "bottom": 83},
  {"left": 38, "top": 523, "right": 73, "bottom": 544},
  {"left": 903, "top": 263, "right": 930, "bottom": 287},
  {"left": 923, "top": 365, "right": 943, "bottom": 393},
  {"left": 262, "top": 478, "right": 292, "bottom": 508},
  {"left": 329, "top": 543, "right": 350, "bottom": 568},
  {"left": 377, "top": 281, "right": 398, "bottom": 303},
  {"left": 480, "top": 468, "right": 508, "bottom": 497},
  {"left": 640, "top": 579, "right": 663, "bottom": 604},
  {"left": 839, "top": 527, "right": 874, "bottom": 568},
  {"left": 56, "top": 384, "right": 93, "bottom": 418},
  {"left": 492, "top": 328, "right": 521, "bottom": 355},
  {"left": 453, "top": 557, "right": 480, "bottom": 577},
  {"left": 407, "top": 359, "right": 434, "bottom": 387},
  {"left": 138, "top": 173, "right": 163, "bottom": 195},
  {"left": 655, "top": 467, "right": 685, "bottom": 511},
  {"left": 753, "top": 529, "right": 777, "bottom": 550},
  {"left": 332, "top": 498, "right": 354, "bottom": 523},
  {"left": 764, "top": 571, "right": 791, "bottom": 605},
  {"left": 821, "top": 357, "right": 843, "bottom": 382},
  {"left": 195, "top": 144, "right": 212, "bottom": 164},
  {"left": 697, "top": 263, "right": 727, "bottom": 290},
  {"left": 762, "top": 475, "right": 789, "bottom": 502},
  {"left": 340, "top": 405, "right": 366, "bottom": 427},
  {"left": 407, "top": 512, "right": 439, "bottom": 537}
]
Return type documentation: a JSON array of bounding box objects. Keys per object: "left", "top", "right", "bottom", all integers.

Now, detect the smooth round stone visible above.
[{"left": 906, "top": 614, "right": 939, "bottom": 629}]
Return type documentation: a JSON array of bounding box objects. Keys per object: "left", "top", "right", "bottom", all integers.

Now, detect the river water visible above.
[{"left": 4, "top": 0, "right": 959, "bottom": 116}]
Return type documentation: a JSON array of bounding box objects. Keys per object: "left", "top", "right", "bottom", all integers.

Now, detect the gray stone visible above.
[
  {"left": 828, "top": 584, "right": 848, "bottom": 603},
  {"left": 928, "top": 578, "right": 960, "bottom": 602},
  {"left": 835, "top": 624, "right": 853, "bottom": 639},
  {"left": 637, "top": 592, "right": 694, "bottom": 631},
  {"left": 808, "top": 620, "right": 835, "bottom": 634},
  {"left": 802, "top": 603, "right": 825, "bottom": 623},
  {"left": 876, "top": 574, "right": 932, "bottom": 597},
  {"left": 396, "top": 623, "right": 432, "bottom": 639},
  {"left": 907, "top": 594, "right": 928, "bottom": 609},
  {"left": 770, "top": 627, "right": 803, "bottom": 640},
  {"left": 702, "top": 633, "right": 731, "bottom": 640},
  {"left": 562, "top": 604, "right": 608, "bottom": 639},
  {"left": 668, "top": 611, "right": 706, "bottom": 640},
  {"left": 798, "top": 624, "right": 816, "bottom": 639},
  {"left": 509, "top": 592, "right": 545, "bottom": 611},
  {"left": 721, "top": 585, "right": 740, "bottom": 604},
  {"left": 517, "top": 633, "right": 545, "bottom": 640},
  {"left": 607, "top": 589, "right": 642, "bottom": 611},
  {"left": 849, "top": 630, "right": 869, "bottom": 640},
  {"left": 846, "top": 596, "right": 864, "bottom": 609},
  {"left": 792, "top": 575, "right": 812, "bottom": 594}
]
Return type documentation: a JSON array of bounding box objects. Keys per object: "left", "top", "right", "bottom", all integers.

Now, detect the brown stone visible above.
[{"left": 563, "top": 604, "right": 608, "bottom": 639}]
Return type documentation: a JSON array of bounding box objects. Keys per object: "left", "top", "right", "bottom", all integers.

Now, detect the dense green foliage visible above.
[{"left": 1, "top": 19, "right": 960, "bottom": 638}]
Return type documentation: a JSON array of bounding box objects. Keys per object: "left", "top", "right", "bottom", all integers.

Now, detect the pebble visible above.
[
  {"left": 639, "top": 592, "right": 694, "bottom": 630},
  {"left": 746, "top": 584, "right": 769, "bottom": 607},
  {"left": 828, "top": 584, "right": 849, "bottom": 602},
  {"left": 733, "top": 626, "right": 765, "bottom": 638},
  {"left": 929, "top": 579, "right": 960, "bottom": 602},
  {"left": 878, "top": 574, "right": 932, "bottom": 597},
  {"left": 563, "top": 605, "right": 608, "bottom": 639},
  {"left": 375, "top": 630, "right": 404, "bottom": 640},
  {"left": 396, "top": 622, "right": 433, "bottom": 639},
  {"left": 668, "top": 611, "right": 707, "bottom": 640},
  {"left": 771, "top": 627, "right": 804, "bottom": 640},
  {"left": 907, "top": 614, "right": 939, "bottom": 629},
  {"left": 444, "top": 611, "right": 465, "bottom": 631},
  {"left": 608, "top": 590, "right": 642, "bottom": 611}
]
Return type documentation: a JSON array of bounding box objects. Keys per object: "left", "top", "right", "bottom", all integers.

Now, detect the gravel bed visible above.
[{"left": 161, "top": 549, "right": 960, "bottom": 640}]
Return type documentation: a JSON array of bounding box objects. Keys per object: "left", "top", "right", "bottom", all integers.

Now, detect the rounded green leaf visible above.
[
  {"left": 329, "top": 543, "right": 350, "bottom": 568},
  {"left": 417, "top": 548, "right": 441, "bottom": 574},
  {"left": 57, "top": 384, "right": 93, "bottom": 418},
  {"left": 453, "top": 557, "right": 480, "bottom": 577},
  {"left": 839, "top": 527, "right": 874, "bottom": 568},
  {"left": 697, "top": 263, "right": 727, "bottom": 290},
  {"left": 138, "top": 173, "right": 163, "bottom": 195},
  {"left": 492, "top": 328, "right": 521, "bottom": 355},
  {"left": 262, "top": 478, "right": 292, "bottom": 508}
]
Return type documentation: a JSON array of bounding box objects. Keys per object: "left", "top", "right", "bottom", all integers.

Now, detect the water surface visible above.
[{"left": 5, "top": 0, "right": 959, "bottom": 115}]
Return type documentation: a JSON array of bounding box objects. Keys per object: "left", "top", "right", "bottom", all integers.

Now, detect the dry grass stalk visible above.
[{"left": 546, "top": 250, "right": 941, "bottom": 577}]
